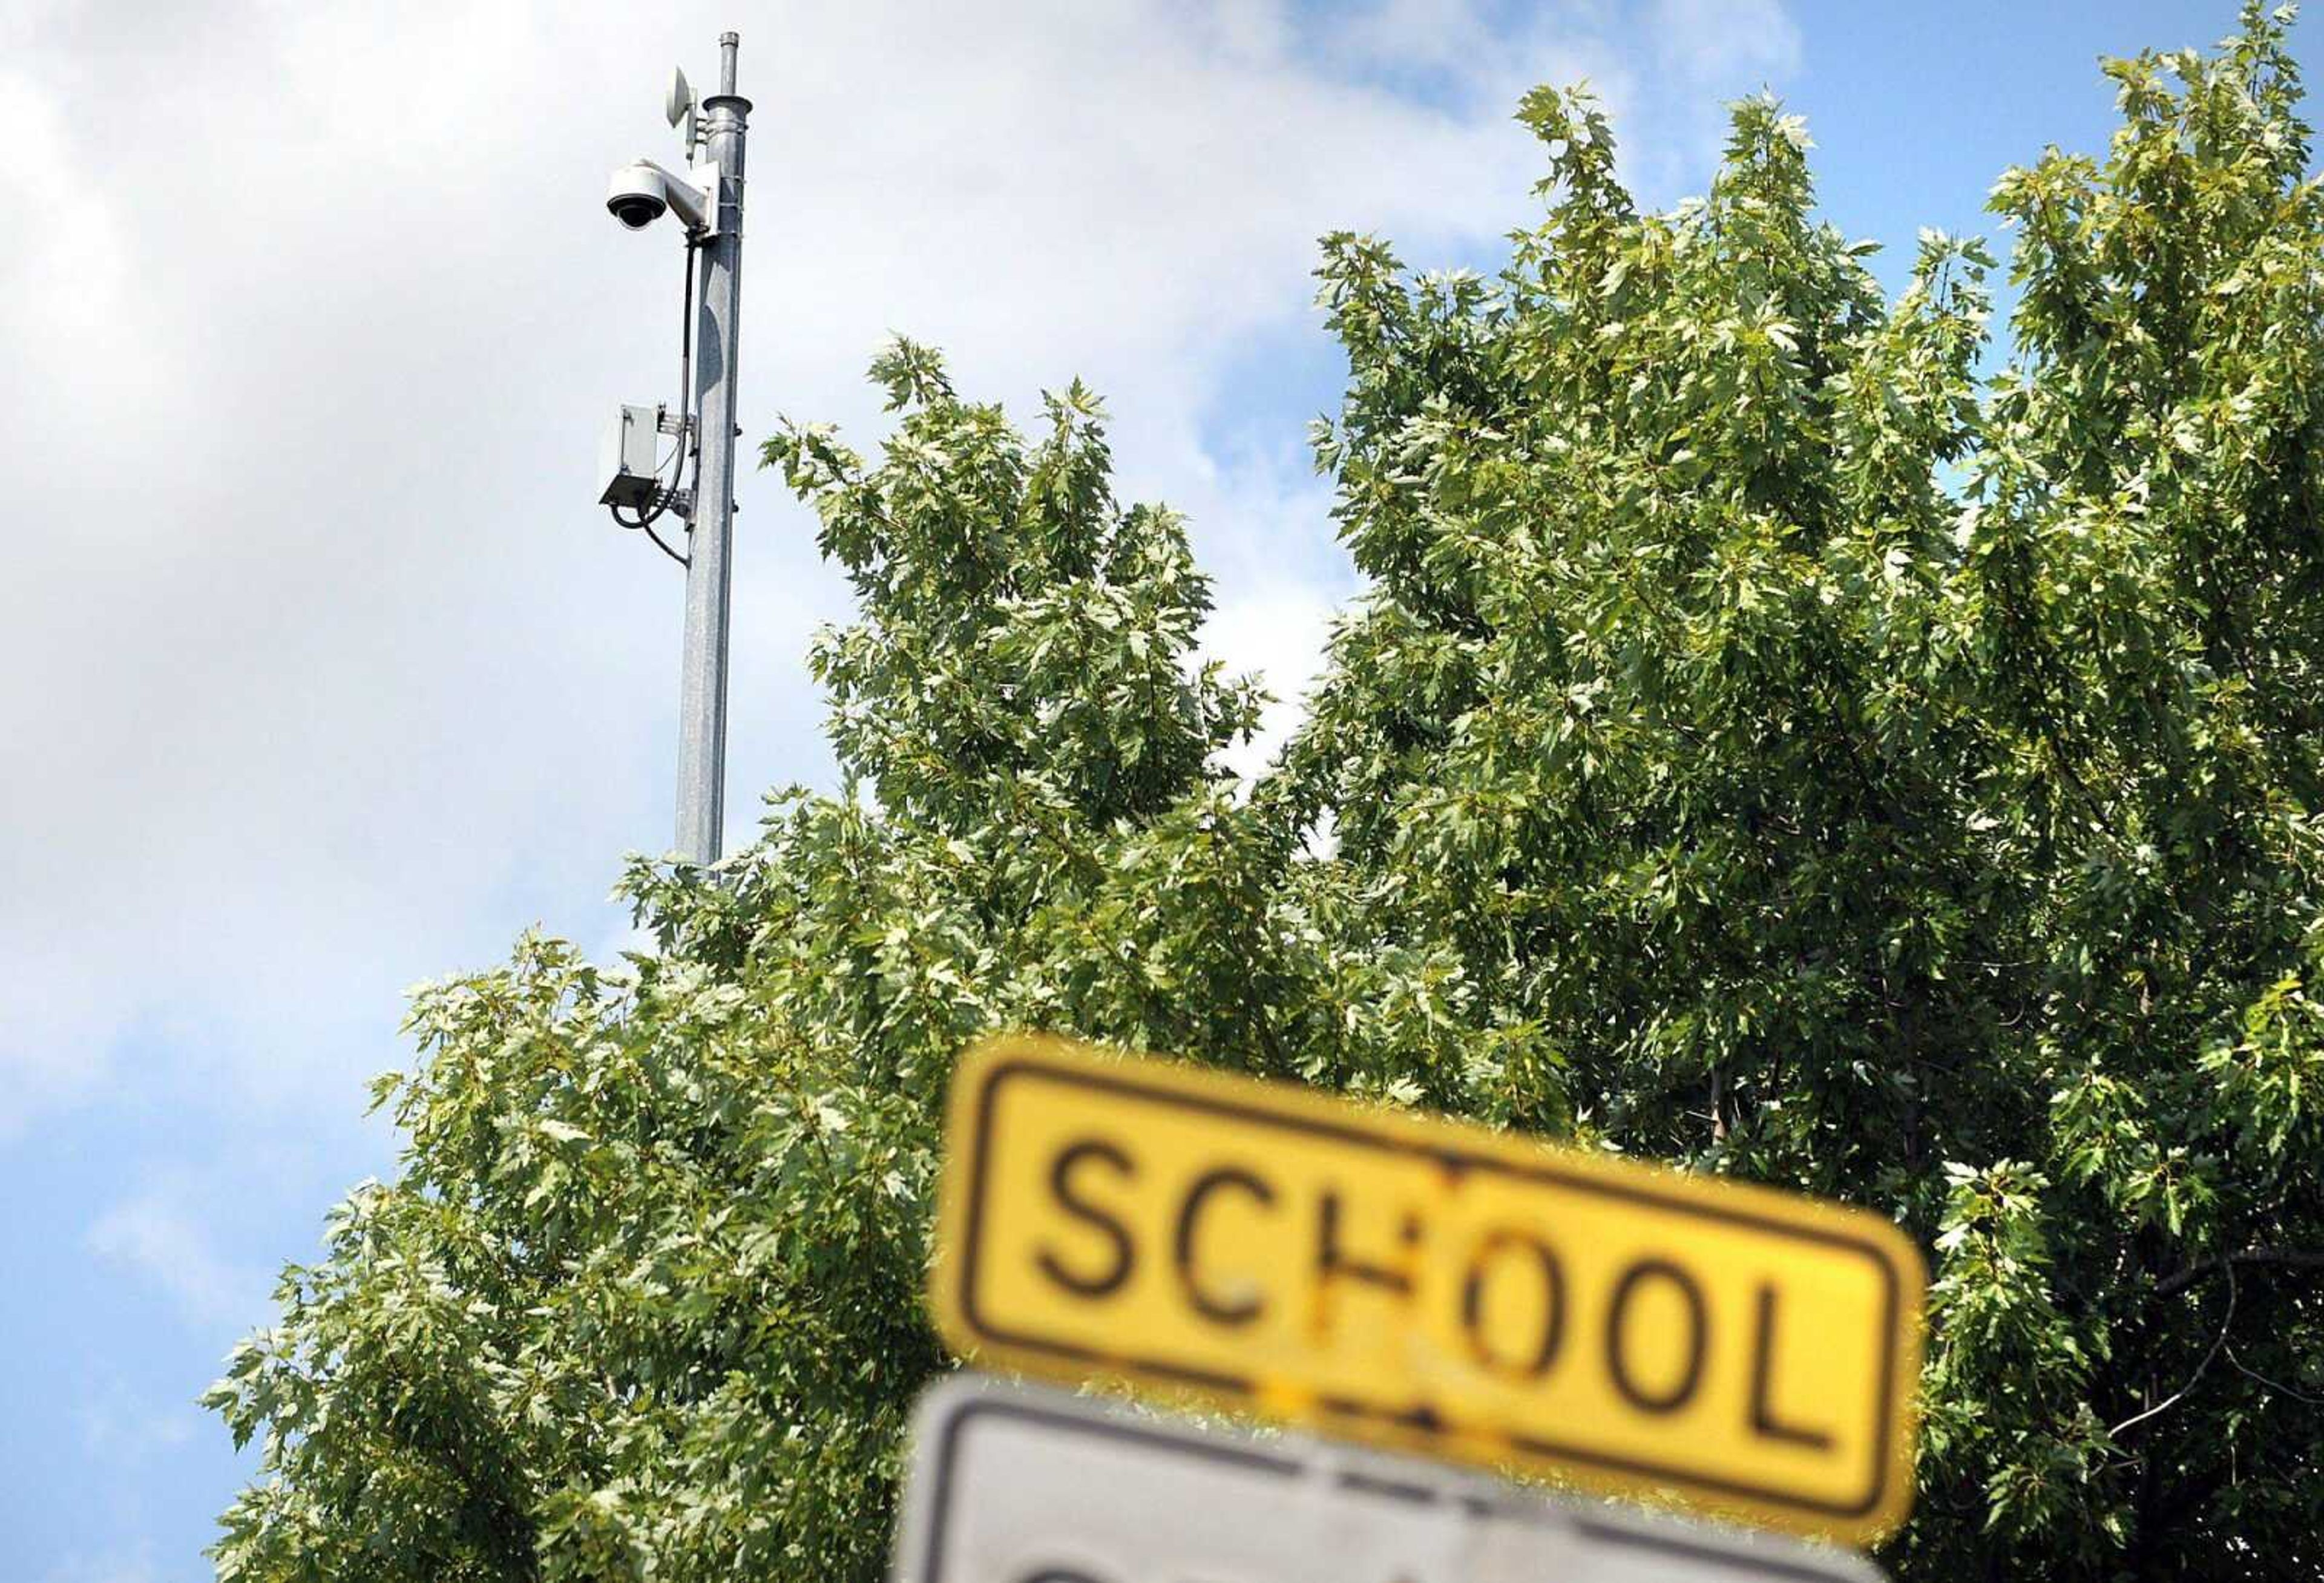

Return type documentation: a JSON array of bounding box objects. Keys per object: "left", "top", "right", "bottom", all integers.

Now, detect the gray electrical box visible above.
[{"left": 599, "top": 404, "right": 663, "bottom": 509}]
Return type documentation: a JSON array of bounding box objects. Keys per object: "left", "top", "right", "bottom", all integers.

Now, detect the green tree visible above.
[{"left": 211, "top": 10, "right": 2324, "bottom": 1578}]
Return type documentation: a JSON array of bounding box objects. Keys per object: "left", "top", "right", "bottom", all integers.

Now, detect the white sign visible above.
[{"left": 894, "top": 1375, "right": 1886, "bottom": 1583}]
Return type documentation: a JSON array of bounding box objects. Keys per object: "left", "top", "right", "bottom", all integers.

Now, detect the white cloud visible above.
[
  {"left": 0, "top": 1, "right": 1799, "bottom": 1140},
  {"left": 76, "top": 1375, "right": 199, "bottom": 1466},
  {"left": 1631, "top": 0, "right": 1808, "bottom": 194},
  {"left": 1207, "top": 582, "right": 1344, "bottom": 781},
  {"left": 1652, "top": 0, "right": 1804, "bottom": 85},
  {"left": 88, "top": 1189, "right": 266, "bottom": 1331}
]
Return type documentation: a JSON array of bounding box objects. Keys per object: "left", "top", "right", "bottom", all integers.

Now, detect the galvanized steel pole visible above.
[{"left": 675, "top": 32, "right": 747, "bottom": 863}]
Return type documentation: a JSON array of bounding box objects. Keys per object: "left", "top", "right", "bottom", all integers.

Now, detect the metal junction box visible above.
[{"left": 599, "top": 404, "right": 663, "bottom": 509}]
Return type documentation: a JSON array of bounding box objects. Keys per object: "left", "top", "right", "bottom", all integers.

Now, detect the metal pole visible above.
[{"left": 675, "top": 31, "right": 747, "bottom": 863}]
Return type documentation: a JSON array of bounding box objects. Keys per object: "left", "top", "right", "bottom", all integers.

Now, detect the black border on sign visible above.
[
  {"left": 953, "top": 1055, "right": 1905, "bottom": 1523},
  {"left": 909, "top": 1389, "right": 1868, "bottom": 1583}
]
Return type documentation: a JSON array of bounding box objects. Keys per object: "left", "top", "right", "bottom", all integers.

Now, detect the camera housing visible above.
[
  {"left": 606, "top": 165, "right": 668, "bottom": 229},
  {"left": 605, "top": 159, "right": 717, "bottom": 235}
]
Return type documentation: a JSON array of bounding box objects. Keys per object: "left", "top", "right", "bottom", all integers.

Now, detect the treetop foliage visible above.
[{"left": 212, "top": 8, "right": 2323, "bottom": 1578}]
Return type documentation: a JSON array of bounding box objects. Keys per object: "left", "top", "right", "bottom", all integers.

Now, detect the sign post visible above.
[
  {"left": 895, "top": 1374, "right": 1886, "bottom": 1583},
  {"left": 930, "top": 1034, "right": 1925, "bottom": 1545}
]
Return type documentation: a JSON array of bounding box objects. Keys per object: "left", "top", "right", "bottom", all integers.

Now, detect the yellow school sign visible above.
[{"left": 930, "top": 1034, "right": 1926, "bottom": 1547}]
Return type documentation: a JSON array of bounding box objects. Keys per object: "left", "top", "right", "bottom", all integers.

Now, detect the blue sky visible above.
[{"left": 2, "top": 3, "right": 2314, "bottom": 1578}]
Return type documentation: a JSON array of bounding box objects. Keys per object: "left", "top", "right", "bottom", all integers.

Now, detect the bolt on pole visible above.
[{"left": 675, "top": 32, "right": 747, "bottom": 865}]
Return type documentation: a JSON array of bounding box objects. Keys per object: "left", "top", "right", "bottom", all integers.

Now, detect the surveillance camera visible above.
[
  {"left": 607, "top": 161, "right": 671, "bottom": 229},
  {"left": 605, "top": 158, "right": 715, "bottom": 235}
]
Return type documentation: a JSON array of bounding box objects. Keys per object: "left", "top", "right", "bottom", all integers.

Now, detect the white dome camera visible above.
[{"left": 606, "top": 159, "right": 715, "bottom": 235}]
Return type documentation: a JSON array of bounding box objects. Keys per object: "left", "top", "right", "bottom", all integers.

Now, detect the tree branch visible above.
[{"left": 2155, "top": 1247, "right": 2324, "bottom": 1300}]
